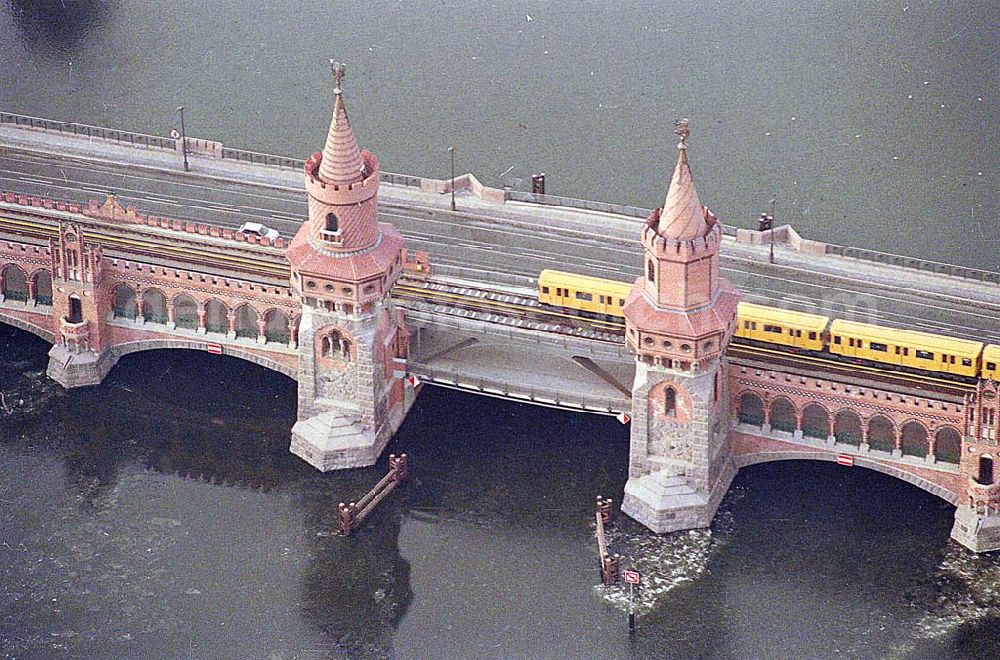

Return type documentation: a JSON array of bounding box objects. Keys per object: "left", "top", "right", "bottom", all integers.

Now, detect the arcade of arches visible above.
[
  {"left": 737, "top": 391, "right": 962, "bottom": 464},
  {"left": 107, "top": 284, "right": 296, "bottom": 345},
  {"left": 1, "top": 265, "right": 53, "bottom": 305}
]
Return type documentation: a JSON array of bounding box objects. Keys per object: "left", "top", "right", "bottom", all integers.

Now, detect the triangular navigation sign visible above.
[
  {"left": 616, "top": 412, "right": 630, "bottom": 425},
  {"left": 407, "top": 374, "right": 420, "bottom": 387}
]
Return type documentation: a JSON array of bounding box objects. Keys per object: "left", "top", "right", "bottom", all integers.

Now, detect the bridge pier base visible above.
[
  {"left": 45, "top": 345, "right": 118, "bottom": 388},
  {"left": 622, "top": 460, "right": 737, "bottom": 533},
  {"left": 950, "top": 506, "right": 1000, "bottom": 553}
]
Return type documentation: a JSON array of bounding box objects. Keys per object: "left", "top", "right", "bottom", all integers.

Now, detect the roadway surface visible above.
[{"left": 1, "top": 138, "right": 998, "bottom": 347}]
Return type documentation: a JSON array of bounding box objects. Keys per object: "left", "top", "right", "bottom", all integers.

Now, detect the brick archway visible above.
[
  {"left": 769, "top": 397, "right": 797, "bottom": 433},
  {"left": 733, "top": 453, "right": 959, "bottom": 506},
  {"left": 109, "top": 340, "right": 297, "bottom": 379},
  {"left": 901, "top": 421, "right": 929, "bottom": 458},
  {"left": 868, "top": 415, "right": 896, "bottom": 453},
  {"left": 801, "top": 403, "right": 830, "bottom": 439},
  {"left": 935, "top": 426, "right": 962, "bottom": 464},
  {"left": 0, "top": 312, "right": 55, "bottom": 343},
  {"left": 833, "top": 409, "right": 863, "bottom": 446},
  {"left": 738, "top": 391, "right": 765, "bottom": 426}
]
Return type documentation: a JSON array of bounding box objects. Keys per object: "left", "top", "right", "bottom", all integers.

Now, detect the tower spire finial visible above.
[
  {"left": 674, "top": 118, "right": 690, "bottom": 150},
  {"left": 330, "top": 59, "right": 346, "bottom": 95}
]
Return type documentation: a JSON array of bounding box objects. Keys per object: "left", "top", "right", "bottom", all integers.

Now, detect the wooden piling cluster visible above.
[
  {"left": 338, "top": 454, "right": 409, "bottom": 536},
  {"left": 595, "top": 495, "right": 621, "bottom": 585}
]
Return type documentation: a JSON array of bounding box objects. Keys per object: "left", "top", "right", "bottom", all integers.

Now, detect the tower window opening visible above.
[
  {"left": 665, "top": 387, "right": 676, "bottom": 418},
  {"left": 647, "top": 260, "right": 654, "bottom": 282},
  {"left": 68, "top": 297, "right": 83, "bottom": 323},
  {"left": 325, "top": 212, "right": 339, "bottom": 233},
  {"left": 978, "top": 456, "right": 994, "bottom": 486}
]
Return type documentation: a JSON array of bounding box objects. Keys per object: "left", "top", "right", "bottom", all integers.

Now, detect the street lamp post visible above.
[
  {"left": 768, "top": 197, "right": 776, "bottom": 265},
  {"left": 176, "top": 106, "right": 189, "bottom": 172},
  {"left": 447, "top": 146, "right": 455, "bottom": 211}
]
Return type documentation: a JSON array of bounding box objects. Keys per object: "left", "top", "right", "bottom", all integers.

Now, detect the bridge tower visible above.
[
  {"left": 620, "top": 120, "right": 741, "bottom": 532},
  {"left": 285, "top": 63, "right": 415, "bottom": 470},
  {"left": 951, "top": 378, "right": 1000, "bottom": 551},
  {"left": 45, "top": 221, "right": 117, "bottom": 387}
]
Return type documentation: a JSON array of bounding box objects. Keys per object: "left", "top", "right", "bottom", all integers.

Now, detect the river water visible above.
[{"left": 2, "top": 1, "right": 1000, "bottom": 658}]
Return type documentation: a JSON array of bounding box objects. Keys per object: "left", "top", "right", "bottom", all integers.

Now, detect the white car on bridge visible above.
[{"left": 238, "top": 222, "right": 280, "bottom": 241}]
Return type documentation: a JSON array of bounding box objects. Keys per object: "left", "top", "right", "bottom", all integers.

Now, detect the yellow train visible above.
[{"left": 537, "top": 269, "right": 998, "bottom": 381}]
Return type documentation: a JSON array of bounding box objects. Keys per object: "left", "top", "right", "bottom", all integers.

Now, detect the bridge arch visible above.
[
  {"left": 768, "top": 396, "right": 797, "bottom": 433},
  {"left": 1, "top": 264, "right": 29, "bottom": 301},
  {"left": 0, "top": 310, "right": 55, "bottom": 342},
  {"left": 833, "top": 409, "right": 863, "bottom": 445},
  {"left": 867, "top": 414, "right": 897, "bottom": 452},
  {"left": 109, "top": 340, "right": 297, "bottom": 380},
  {"left": 737, "top": 391, "right": 765, "bottom": 426},
  {"left": 734, "top": 453, "right": 959, "bottom": 506}
]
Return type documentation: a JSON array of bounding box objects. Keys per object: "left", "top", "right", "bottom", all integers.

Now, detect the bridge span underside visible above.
[{"left": 406, "top": 317, "right": 633, "bottom": 415}]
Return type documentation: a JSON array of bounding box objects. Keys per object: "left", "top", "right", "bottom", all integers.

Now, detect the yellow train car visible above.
[
  {"left": 829, "top": 319, "right": 983, "bottom": 378},
  {"left": 983, "top": 345, "right": 1000, "bottom": 381},
  {"left": 735, "top": 302, "right": 829, "bottom": 351},
  {"left": 537, "top": 269, "right": 632, "bottom": 318}
]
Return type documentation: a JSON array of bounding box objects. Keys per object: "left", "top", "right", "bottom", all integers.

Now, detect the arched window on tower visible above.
[
  {"left": 647, "top": 260, "right": 655, "bottom": 282},
  {"left": 341, "top": 338, "right": 352, "bottom": 360},
  {"left": 665, "top": 386, "right": 677, "bottom": 418},
  {"left": 325, "top": 213, "right": 339, "bottom": 233},
  {"left": 321, "top": 335, "right": 332, "bottom": 358}
]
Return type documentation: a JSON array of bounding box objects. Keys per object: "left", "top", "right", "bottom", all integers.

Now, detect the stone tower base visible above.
[
  {"left": 950, "top": 506, "right": 1000, "bottom": 553},
  {"left": 622, "top": 460, "right": 737, "bottom": 533},
  {"left": 290, "top": 393, "right": 411, "bottom": 471},
  {"left": 46, "top": 345, "right": 118, "bottom": 388}
]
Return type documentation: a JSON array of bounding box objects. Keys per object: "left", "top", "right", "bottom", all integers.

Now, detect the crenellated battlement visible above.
[{"left": 304, "top": 149, "right": 380, "bottom": 206}]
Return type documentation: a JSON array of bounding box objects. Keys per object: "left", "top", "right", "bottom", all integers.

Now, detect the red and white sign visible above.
[
  {"left": 206, "top": 343, "right": 223, "bottom": 355},
  {"left": 616, "top": 412, "right": 631, "bottom": 425},
  {"left": 836, "top": 454, "right": 854, "bottom": 467},
  {"left": 623, "top": 570, "right": 640, "bottom": 584},
  {"left": 407, "top": 374, "right": 420, "bottom": 387}
]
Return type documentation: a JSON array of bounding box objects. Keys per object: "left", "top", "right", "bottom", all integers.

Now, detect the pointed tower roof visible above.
[
  {"left": 656, "top": 120, "right": 709, "bottom": 241},
  {"left": 317, "top": 63, "right": 366, "bottom": 186}
]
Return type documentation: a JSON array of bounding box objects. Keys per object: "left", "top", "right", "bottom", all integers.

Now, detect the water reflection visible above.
[{"left": 8, "top": 0, "right": 112, "bottom": 52}]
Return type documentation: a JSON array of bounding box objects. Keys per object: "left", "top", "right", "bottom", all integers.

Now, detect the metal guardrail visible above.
[
  {"left": 219, "top": 147, "right": 304, "bottom": 170},
  {"left": 825, "top": 244, "right": 1000, "bottom": 284},
  {"left": 1, "top": 111, "right": 176, "bottom": 150},
  {"left": 507, "top": 189, "right": 650, "bottom": 219}
]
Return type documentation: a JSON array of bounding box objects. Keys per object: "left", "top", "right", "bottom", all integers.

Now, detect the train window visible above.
[
  {"left": 599, "top": 295, "right": 605, "bottom": 304},
  {"left": 903, "top": 347, "right": 909, "bottom": 356},
  {"left": 576, "top": 291, "right": 593, "bottom": 301},
  {"left": 744, "top": 321, "right": 752, "bottom": 330},
  {"left": 542, "top": 286, "right": 550, "bottom": 294},
  {"left": 751, "top": 322, "right": 757, "bottom": 330},
  {"left": 950, "top": 356, "right": 956, "bottom": 364},
  {"left": 619, "top": 299, "right": 625, "bottom": 306},
  {"left": 962, "top": 358, "right": 972, "bottom": 367},
  {"left": 763, "top": 324, "right": 782, "bottom": 334},
  {"left": 833, "top": 336, "right": 841, "bottom": 345},
  {"left": 796, "top": 330, "right": 802, "bottom": 337},
  {"left": 849, "top": 338, "right": 856, "bottom": 347},
  {"left": 895, "top": 346, "right": 901, "bottom": 355},
  {"left": 808, "top": 332, "right": 817, "bottom": 340},
  {"left": 988, "top": 362, "right": 997, "bottom": 371},
  {"left": 915, "top": 350, "right": 933, "bottom": 360},
  {"left": 870, "top": 342, "right": 888, "bottom": 352}
]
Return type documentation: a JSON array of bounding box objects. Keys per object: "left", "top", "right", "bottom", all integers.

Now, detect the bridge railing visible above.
[
  {"left": 408, "top": 362, "right": 629, "bottom": 413},
  {"left": 824, "top": 243, "right": 1000, "bottom": 285},
  {"left": 220, "top": 147, "right": 304, "bottom": 170},
  {"left": 0, "top": 111, "right": 176, "bottom": 150}
]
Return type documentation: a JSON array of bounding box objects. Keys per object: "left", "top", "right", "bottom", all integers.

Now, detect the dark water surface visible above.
[
  {"left": 1, "top": 0, "right": 997, "bottom": 268},
  {"left": 2, "top": 324, "right": 999, "bottom": 658}
]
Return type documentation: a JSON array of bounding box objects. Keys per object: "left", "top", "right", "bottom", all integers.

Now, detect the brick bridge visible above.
[{"left": 1, "top": 79, "right": 998, "bottom": 553}]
